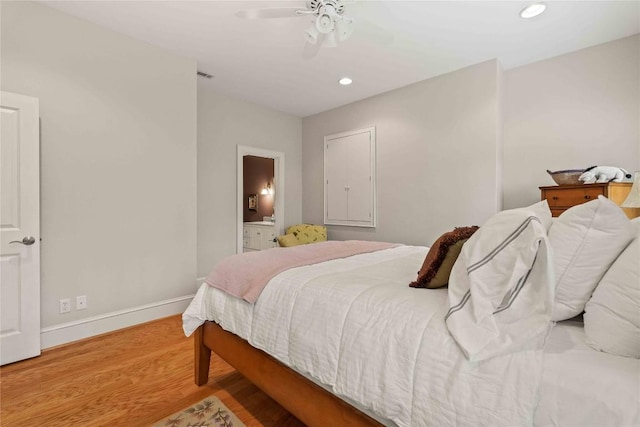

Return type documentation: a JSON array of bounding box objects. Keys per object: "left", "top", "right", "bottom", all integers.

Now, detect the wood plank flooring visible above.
[{"left": 0, "top": 315, "right": 306, "bottom": 426}]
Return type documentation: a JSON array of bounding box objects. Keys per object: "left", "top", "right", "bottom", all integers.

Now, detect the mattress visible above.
[
  {"left": 183, "top": 246, "right": 640, "bottom": 427},
  {"left": 535, "top": 318, "right": 640, "bottom": 427}
]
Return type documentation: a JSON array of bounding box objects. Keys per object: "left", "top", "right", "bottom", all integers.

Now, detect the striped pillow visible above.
[{"left": 445, "top": 201, "right": 554, "bottom": 361}]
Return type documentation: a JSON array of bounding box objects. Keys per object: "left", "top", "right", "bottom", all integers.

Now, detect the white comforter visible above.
[{"left": 183, "top": 245, "right": 547, "bottom": 427}]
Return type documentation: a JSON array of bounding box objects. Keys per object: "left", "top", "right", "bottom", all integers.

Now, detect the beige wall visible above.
[
  {"left": 302, "top": 60, "right": 503, "bottom": 246},
  {"left": 504, "top": 35, "right": 640, "bottom": 209},
  {"left": 2, "top": 0, "right": 636, "bottom": 339},
  {"left": 302, "top": 35, "right": 638, "bottom": 244},
  {"left": 197, "top": 85, "right": 302, "bottom": 277},
  {"left": 1, "top": 2, "right": 197, "bottom": 328}
]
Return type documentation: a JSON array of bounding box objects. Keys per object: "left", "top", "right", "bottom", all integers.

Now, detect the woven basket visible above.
[{"left": 547, "top": 169, "right": 585, "bottom": 186}]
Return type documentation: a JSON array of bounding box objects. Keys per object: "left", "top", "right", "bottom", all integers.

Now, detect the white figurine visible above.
[{"left": 579, "top": 166, "right": 632, "bottom": 184}]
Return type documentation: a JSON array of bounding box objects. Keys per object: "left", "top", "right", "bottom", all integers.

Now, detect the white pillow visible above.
[
  {"left": 584, "top": 218, "right": 639, "bottom": 358},
  {"left": 549, "top": 196, "right": 635, "bottom": 321},
  {"left": 446, "top": 200, "right": 554, "bottom": 361},
  {"left": 528, "top": 200, "right": 554, "bottom": 231}
]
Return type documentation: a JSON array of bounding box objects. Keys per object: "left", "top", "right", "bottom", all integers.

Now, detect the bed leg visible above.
[{"left": 194, "top": 324, "right": 211, "bottom": 386}]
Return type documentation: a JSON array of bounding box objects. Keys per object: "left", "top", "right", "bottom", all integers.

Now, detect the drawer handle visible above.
[
  {"left": 584, "top": 195, "right": 591, "bottom": 200},
  {"left": 552, "top": 196, "right": 559, "bottom": 200}
]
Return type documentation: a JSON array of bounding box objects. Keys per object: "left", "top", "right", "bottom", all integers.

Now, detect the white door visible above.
[
  {"left": 1, "top": 91, "right": 40, "bottom": 365},
  {"left": 345, "top": 132, "right": 372, "bottom": 223},
  {"left": 324, "top": 127, "right": 376, "bottom": 227},
  {"left": 325, "top": 137, "right": 349, "bottom": 222}
]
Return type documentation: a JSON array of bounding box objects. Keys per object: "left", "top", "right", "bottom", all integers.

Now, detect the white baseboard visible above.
[{"left": 40, "top": 294, "right": 195, "bottom": 349}]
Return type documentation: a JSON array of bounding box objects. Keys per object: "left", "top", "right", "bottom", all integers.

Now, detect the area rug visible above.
[{"left": 152, "top": 395, "right": 246, "bottom": 427}]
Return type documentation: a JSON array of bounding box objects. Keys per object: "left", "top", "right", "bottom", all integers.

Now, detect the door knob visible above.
[{"left": 9, "top": 236, "right": 36, "bottom": 245}]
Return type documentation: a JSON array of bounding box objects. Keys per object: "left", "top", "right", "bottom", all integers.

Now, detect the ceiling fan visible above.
[{"left": 236, "top": 0, "right": 358, "bottom": 57}]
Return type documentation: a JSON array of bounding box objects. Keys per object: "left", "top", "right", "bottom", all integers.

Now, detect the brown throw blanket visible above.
[{"left": 205, "top": 240, "right": 398, "bottom": 303}]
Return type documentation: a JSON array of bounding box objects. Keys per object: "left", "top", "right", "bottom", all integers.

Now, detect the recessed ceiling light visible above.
[
  {"left": 520, "top": 3, "right": 546, "bottom": 19},
  {"left": 339, "top": 77, "right": 353, "bottom": 86}
]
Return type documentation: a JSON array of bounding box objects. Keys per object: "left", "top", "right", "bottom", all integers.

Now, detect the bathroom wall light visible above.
[{"left": 261, "top": 183, "right": 273, "bottom": 195}]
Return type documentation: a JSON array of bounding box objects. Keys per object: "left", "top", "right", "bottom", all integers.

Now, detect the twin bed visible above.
[{"left": 183, "top": 200, "right": 639, "bottom": 427}]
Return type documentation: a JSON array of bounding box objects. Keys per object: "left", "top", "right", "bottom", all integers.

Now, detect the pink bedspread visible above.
[{"left": 205, "top": 240, "right": 398, "bottom": 303}]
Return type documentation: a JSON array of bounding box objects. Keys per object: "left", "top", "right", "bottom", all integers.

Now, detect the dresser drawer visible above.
[
  {"left": 542, "top": 186, "right": 603, "bottom": 207},
  {"left": 540, "top": 183, "right": 635, "bottom": 219}
]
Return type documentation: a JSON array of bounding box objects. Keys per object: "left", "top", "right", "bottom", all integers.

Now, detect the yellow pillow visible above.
[
  {"left": 277, "top": 234, "right": 300, "bottom": 247},
  {"left": 285, "top": 224, "right": 327, "bottom": 244}
]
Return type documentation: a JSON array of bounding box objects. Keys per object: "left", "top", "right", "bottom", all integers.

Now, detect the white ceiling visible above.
[{"left": 42, "top": 1, "right": 639, "bottom": 117}]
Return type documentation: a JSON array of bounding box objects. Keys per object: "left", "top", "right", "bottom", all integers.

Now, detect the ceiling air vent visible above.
[{"left": 197, "top": 71, "right": 214, "bottom": 79}]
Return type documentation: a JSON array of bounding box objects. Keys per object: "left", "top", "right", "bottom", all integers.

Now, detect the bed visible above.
[{"left": 183, "top": 199, "right": 640, "bottom": 427}]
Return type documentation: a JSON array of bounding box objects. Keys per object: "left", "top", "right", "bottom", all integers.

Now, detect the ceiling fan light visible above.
[
  {"left": 324, "top": 30, "right": 338, "bottom": 48},
  {"left": 335, "top": 19, "right": 354, "bottom": 42},
  {"left": 305, "top": 25, "right": 319, "bottom": 44},
  {"left": 520, "top": 3, "right": 546, "bottom": 19},
  {"left": 315, "top": 13, "right": 335, "bottom": 34}
]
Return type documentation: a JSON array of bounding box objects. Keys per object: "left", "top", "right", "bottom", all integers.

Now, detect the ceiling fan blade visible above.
[
  {"left": 303, "top": 34, "right": 325, "bottom": 59},
  {"left": 236, "top": 7, "right": 305, "bottom": 19}
]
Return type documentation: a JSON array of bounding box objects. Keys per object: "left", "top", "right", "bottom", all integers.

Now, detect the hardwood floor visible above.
[{"left": 0, "top": 315, "right": 306, "bottom": 426}]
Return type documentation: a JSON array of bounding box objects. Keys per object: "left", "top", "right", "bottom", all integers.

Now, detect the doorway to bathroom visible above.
[
  {"left": 236, "top": 145, "right": 285, "bottom": 254},
  {"left": 243, "top": 155, "right": 275, "bottom": 222}
]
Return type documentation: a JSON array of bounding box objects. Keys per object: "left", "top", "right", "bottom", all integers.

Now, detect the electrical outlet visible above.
[
  {"left": 59, "top": 298, "right": 71, "bottom": 314},
  {"left": 76, "top": 295, "right": 87, "bottom": 310}
]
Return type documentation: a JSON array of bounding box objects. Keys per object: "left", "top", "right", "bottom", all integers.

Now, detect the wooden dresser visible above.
[{"left": 540, "top": 182, "right": 639, "bottom": 219}]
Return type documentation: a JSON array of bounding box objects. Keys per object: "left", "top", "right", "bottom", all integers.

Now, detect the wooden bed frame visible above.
[{"left": 194, "top": 321, "right": 382, "bottom": 427}]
